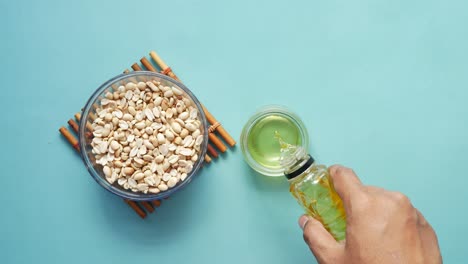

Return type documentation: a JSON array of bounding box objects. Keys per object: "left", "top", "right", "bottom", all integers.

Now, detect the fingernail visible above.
[{"left": 298, "top": 215, "right": 309, "bottom": 230}]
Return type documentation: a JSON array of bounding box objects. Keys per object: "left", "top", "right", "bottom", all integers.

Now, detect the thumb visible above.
[{"left": 299, "top": 215, "right": 344, "bottom": 263}]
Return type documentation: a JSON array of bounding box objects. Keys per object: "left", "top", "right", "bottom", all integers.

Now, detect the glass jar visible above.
[{"left": 240, "top": 105, "right": 309, "bottom": 176}]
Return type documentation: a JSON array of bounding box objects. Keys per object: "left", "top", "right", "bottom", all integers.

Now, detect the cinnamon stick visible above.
[
  {"left": 131, "top": 63, "right": 142, "bottom": 71},
  {"left": 141, "top": 202, "right": 154, "bottom": 213},
  {"left": 59, "top": 127, "right": 80, "bottom": 152},
  {"left": 75, "top": 112, "right": 93, "bottom": 132},
  {"left": 207, "top": 144, "right": 218, "bottom": 158},
  {"left": 151, "top": 200, "right": 161, "bottom": 207},
  {"left": 88, "top": 111, "right": 97, "bottom": 121},
  {"left": 125, "top": 200, "right": 146, "bottom": 219},
  {"left": 149, "top": 51, "right": 180, "bottom": 81},
  {"left": 68, "top": 119, "right": 79, "bottom": 133},
  {"left": 209, "top": 133, "right": 227, "bottom": 152},
  {"left": 202, "top": 105, "right": 236, "bottom": 147},
  {"left": 140, "top": 57, "right": 157, "bottom": 72}
]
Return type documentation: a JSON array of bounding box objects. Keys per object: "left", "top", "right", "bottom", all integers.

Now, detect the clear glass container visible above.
[
  {"left": 79, "top": 71, "right": 208, "bottom": 201},
  {"left": 240, "top": 105, "right": 309, "bottom": 176}
]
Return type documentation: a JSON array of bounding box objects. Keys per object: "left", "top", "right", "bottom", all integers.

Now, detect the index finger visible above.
[{"left": 328, "top": 165, "right": 363, "bottom": 206}]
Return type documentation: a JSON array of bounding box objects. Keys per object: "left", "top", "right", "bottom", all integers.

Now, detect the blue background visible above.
[{"left": 2, "top": 0, "right": 467, "bottom": 263}]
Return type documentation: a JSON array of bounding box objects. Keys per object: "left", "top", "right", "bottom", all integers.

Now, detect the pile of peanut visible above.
[{"left": 90, "top": 80, "right": 204, "bottom": 194}]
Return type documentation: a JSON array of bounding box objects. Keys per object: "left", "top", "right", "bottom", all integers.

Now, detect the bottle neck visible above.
[
  {"left": 276, "top": 133, "right": 314, "bottom": 180},
  {"left": 284, "top": 154, "right": 315, "bottom": 180}
]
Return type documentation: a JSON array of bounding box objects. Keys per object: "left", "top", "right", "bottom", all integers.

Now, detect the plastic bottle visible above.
[{"left": 278, "top": 134, "right": 347, "bottom": 241}]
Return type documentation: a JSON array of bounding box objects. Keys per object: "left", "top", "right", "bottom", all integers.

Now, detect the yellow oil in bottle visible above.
[
  {"left": 289, "top": 164, "right": 346, "bottom": 241},
  {"left": 277, "top": 132, "right": 346, "bottom": 241}
]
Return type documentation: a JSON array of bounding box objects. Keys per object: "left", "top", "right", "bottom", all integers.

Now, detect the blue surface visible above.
[{"left": 2, "top": 0, "right": 468, "bottom": 263}]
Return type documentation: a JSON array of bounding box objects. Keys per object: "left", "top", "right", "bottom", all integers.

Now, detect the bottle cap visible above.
[{"left": 284, "top": 155, "right": 315, "bottom": 180}]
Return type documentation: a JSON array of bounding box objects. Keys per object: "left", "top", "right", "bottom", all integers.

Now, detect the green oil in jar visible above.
[{"left": 247, "top": 114, "right": 302, "bottom": 170}]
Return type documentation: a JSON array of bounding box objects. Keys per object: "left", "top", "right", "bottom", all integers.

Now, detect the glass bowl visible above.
[
  {"left": 78, "top": 71, "right": 208, "bottom": 201},
  {"left": 240, "top": 105, "right": 309, "bottom": 177}
]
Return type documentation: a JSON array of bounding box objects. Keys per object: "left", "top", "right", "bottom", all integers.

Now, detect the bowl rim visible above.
[{"left": 78, "top": 71, "right": 209, "bottom": 201}]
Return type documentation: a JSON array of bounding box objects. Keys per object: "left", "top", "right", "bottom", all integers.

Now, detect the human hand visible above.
[{"left": 298, "top": 165, "right": 442, "bottom": 264}]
